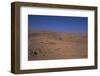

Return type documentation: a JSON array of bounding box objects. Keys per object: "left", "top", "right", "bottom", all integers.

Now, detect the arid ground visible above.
[{"left": 28, "top": 32, "right": 88, "bottom": 61}]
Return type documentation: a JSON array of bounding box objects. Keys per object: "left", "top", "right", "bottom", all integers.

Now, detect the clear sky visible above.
[{"left": 28, "top": 15, "right": 88, "bottom": 33}]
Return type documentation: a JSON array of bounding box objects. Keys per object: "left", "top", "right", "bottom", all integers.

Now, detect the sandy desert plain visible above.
[{"left": 28, "top": 31, "right": 88, "bottom": 61}]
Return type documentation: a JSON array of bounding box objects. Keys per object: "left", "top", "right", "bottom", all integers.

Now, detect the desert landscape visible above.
[{"left": 28, "top": 31, "right": 88, "bottom": 61}]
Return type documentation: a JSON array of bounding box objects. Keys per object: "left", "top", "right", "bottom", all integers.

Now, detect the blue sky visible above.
[{"left": 28, "top": 15, "right": 88, "bottom": 32}]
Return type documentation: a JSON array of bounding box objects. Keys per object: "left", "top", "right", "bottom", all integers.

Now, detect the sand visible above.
[{"left": 28, "top": 32, "right": 88, "bottom": 61}]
